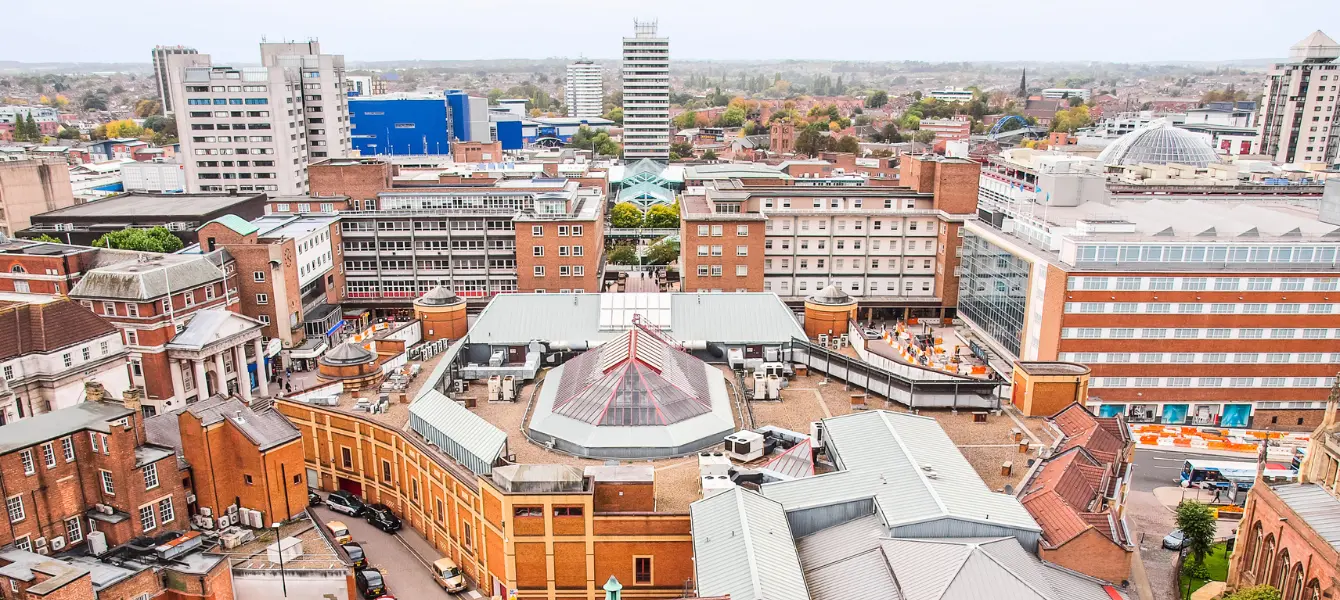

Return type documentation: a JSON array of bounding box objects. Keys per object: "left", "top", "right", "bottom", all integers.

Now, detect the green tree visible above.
[
  {"left": 644, "top": 240, "right": 679, "bottom": 265},
  {"left": 912, "top": 130, "right": 937, "bottom": 145},
  {"left": 91, "top": 226, "right": 184, "bottom": 253},
  {"left": 607, "top": 244, "right": 639, "bottom": 265},
  {"left": 669, "top": 141, "right": 694, "bottom": 159},
  {"left": 1067, "top": 95, "right": 1084, "bottom": 108},
  {"left": 835, "top": 135, "right": 860, "bottom": 154},
  {"left": 717, "top": 105, "right": 746, "bottom": 127},
  {"left": 57, "top": 126, "right": 81, "bottom": 140},
  {"left": 29, "top": 233, "right": 62, "bottom": 243},
  {"left": 865, "top": 90, "right": 889, "bottom": 108},
  {"left": 1223, "top": 586, "right": 1282, "bottom": 600},
  {"left": 674, "top": 110, "right": 698, "bottom": 129},
  {"left": 873, "top": 123, "right": 903, "bottom": 143},
  {"left": 702, "top": 149, "right": 718, "bottom": 160},
  {"left": 604, "top": 107, "right": 623, "bottom": 124},
  {"left": 566, "top": 126, "right": 620, "bottom": 156},
  {"left": 1175, "top": 501, "right": 1217, "bottom": 567},
  {"left": 643, "top": 204, "right": 679, "bottom": 228},
  {"left": 794, "top": 128, "right": 833, "bottom": 157},
  {"left": 80, "top": 92, "right": 108, "bottom": 111},
  {"left": 609, "top": 202, "right": 644, "bottom": 229}
]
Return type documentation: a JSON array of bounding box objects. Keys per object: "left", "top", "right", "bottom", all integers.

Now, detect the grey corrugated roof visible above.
[
  {"left": 184, "top": 396, "right": 301, "bottom": 451},
  {"left": 166, "top": 310, "right": 264, "bottom": 351},
  {"left": 762, "top": 411, "right": 1039, "bottom": 533},
  {"left": 409, "top": 389, "right": 508, "bottom": 475},
  {"left": 690, "top": 487, "right": 810, "bottom": 600},
  {"left": 805, "top": 548, "right": 900, "bottom": 600},
  {"left": 796, "top": 514, "right": 885, "bottom": 567},
  {"left": 0, "top": 402, "right": 132, "bottom": 456},
  {"left": 70, "top": 254, "right": 227, "bottom": 301},
  {"left": 880, "top": 537, "right": 1122, "bottom": 600},
  {"left": 1272, "top": 484, "right": 1340, "bottom": 551},
  {"left": 468, "top": 293, "right": 804, "bottom": 346}
]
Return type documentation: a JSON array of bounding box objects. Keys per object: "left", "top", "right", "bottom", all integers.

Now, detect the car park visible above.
[
  {"left": 364, "top": 503, "right": 402, "bottom": 532},
  {"left": 326, "top": 490, "right": 367, "bottom": 516}
]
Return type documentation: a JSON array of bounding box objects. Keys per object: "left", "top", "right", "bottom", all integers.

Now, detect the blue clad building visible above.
[{"left": 349, "top": 96, "right": 450, "bottom": 156}]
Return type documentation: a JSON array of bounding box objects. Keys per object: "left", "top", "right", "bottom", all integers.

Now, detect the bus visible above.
[{"left": 1180, "top": 459, "right": 1298, "bottom": 490}]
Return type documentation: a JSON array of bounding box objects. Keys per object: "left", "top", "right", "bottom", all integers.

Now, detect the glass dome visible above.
[{"left": 1097, "top": 120, "right": 1220, "bottom": 167}]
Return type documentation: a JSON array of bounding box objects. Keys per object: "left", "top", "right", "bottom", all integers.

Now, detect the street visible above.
[
  {"left": 310, "top": 504, "right": 483, "bottom": 600},
  {"left": 1127, "top": 448, "right": 1245, "bottom": 600}
]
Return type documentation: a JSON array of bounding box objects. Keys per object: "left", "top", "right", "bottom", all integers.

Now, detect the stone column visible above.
[
  {"left": 169, "top": 359, "right": 186, "bottom": 407},
  {"left": 254, "top": 338, "right": 270, "bottom": 396},
  {"left": 193, "top": 360, "right": 208, "bottom": 402},
  {"left": 213, "top": 352, "right": 228, "bottom": 396},
  {"left": 236, "top": 345, "right": 253, "bottom": 403}
]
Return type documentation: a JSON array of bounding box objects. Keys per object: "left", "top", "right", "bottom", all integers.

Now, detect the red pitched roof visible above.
[
  {"left": 1051, "top": 402, "right": 1100, "bottom": 437},
  {"left": 1021, "top": 490, "right": 1090, "bottom": 546},
  {"left": 0, "top": 299, "right": 116, "bottom": 361}
]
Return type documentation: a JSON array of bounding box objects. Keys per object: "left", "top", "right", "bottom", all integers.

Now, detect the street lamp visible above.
[{"left": 272, "top": 522, "right": 288, "bottom": 597}]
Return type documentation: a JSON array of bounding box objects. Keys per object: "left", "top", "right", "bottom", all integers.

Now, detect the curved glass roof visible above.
[{"left": 1097, "top": 120, "right": 1220, "bottom": 168}]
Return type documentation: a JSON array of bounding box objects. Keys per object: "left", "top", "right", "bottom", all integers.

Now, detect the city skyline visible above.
[{"left": 4, "top": 0, "right": 1338, "bottom": 65}]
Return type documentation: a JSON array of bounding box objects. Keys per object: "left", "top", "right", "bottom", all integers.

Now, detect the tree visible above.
[
  {"left": 566, "top": 126, "right": 620, "bottom": 156},
  {"left": 91, "top": 227, "right": 184, "bottom": 253},
  {"left": 57, "top": 126, "right": 81, "bottom": 140},
  {"left": 674, "top": 110, "right": 698, "bottom": 129},
  {"left": 1049, "top": 105, "right": 1092, "bottom": 134},
  {"left": 29, "top": 233, "right": 62, "bottom": 243},
  {"left": 1067, "top": 95, "right": 1084, "bottom": 108},
  {"left": 607, "top": 244, "right": 640, "bottom": 265},
  {"left": 873, "top": 123, "right": 903, "bottom": 143},
  {"left": 80, "top": 93, "right": 108, "bottom": 111},
  {"left": 702, "top": 149, "right": 718, "bottom": 160},
  {"left": 644, "top": 240, "right": 679, "bottom": 265},
  {"left": 1175, "top": 501, "right": 1217, "bottom": 567},
  {"left": 913, "top": 130, "right": 937, "bottom": 145},
  {"left": 604, "top": 107, "right": 623, "bottom": 124},
  {"left": 835, "top": 135, "right": 860, "bottom": 154},
  {"left": 669, "top": 141, "right": 694, "bottom": 159},
  {"left": 644, "top": 204, "right": 680, "bottom": 228},
  {"left": 609, "top": 202, "right": 644, "bottom": 229},
  {"left": 1223, "top": 586, "right": 1282, "bottom": 600},
  {"left": 132, "top": 98, "right": 162, "bottom": 118},
  {"left": 104, "top": 119, "right": 144, "bottom": 139},
  {"left": 865, "top": 90, "right": 889, "bottom": 108},
  {"left": 717, "top": 105, "right": 745, "bottom": 127}
]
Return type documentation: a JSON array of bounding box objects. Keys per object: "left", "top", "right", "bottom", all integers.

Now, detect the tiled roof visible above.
[
  {"left": 1050, "top": 403, "right": 1098, "bottom": 437},
  {"left": 1021, "top": 447, "right": 1130, "bottom": 549},
  {"left": 183, "top": 395, "right": 301, "bottom": 451},
  {"left": 0, "top": 298, "right": 116, "bottom": 361},
  {"left": 1021, "top": 490, "right": 1091, "bottom": 546}
]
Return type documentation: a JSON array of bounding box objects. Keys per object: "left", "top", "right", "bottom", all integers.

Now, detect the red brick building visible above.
[
  {"left": 0, "top": 241, "right": 143, "bottom": 297},
  {"left": 678, "top": 195, "right": 766, "bottom": 293}
]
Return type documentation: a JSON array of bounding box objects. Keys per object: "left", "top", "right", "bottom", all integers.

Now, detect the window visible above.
[
  {"left": 514, "top": 506, "right": 543, "bottom": 517},
  {"left": 42, "top": 444, "right": 55, "bottom": 468},
  {"left": 62, "top": 353, "right": 72, "bottom": 367},
  {"left": 256, "top": 293, "right": 268, "bottom": 304},
  {"left": 1115, "top": 277, "right": 1141, "bottom": 290},
  {"left": 736, "top": 225, "right": 749, "bottom": 236},
  {"left": 1241, "top": 328, "right": 1264, "bottom": 339},
  {"left": 1174, "top": 328, "right": 1198, "bottom": 339},
  {"left": 736, "top": 245, "right": 748, "bottom": 256},
  {"left": 125, "top": 329, "right": 139, "bottom": 346},
  {"left": 634, "top": 557, "right": 652, "bottom": 584},
  {"left": 533, "top": 246, "right": 544, "bottom": 257},
  {"left": 65, "top": 517, "right": 82, "bottom": 543},
  {"left": 139, "top": 504, "right": 157, "bottom": 532},
  {"left": 1206, "top": 329, "right": 1231, "bottom": 339},
  {"left": 61, "top": 437, "right": 73, "bottom": 462},
  {"left": 101, "top": 470, "right": 114, "bottom": 494},
  {"left": 340, "top": 447, "right": 353, "bottom": 469},
  {"left": 13, "top": 537, "right": 29, "bottom": 552},
  {"left": 20, "top": 450, "right": 34, "bottom": 475},
  {"left": 534, "top": 266, "right": 545, "bottom": 277},
  {"left": 711, "top": 225, "right": 723, "bottom": 237},
  {"left": 532, "top": 225, "right": 544, "bottom": 236},
  {"left": 554, "top": 506, "right": 583, "bottom": 517},
  {"left": 144, "top": 463, "right": 159, "bottom": 490},
  {"left": 1271, "top": 328, "right": 1295, "bottom": 339},
  {"left": 1213, "top": 278, "right": 1239, "bottom": 291},
  {"left": 6, "top": 496, "right": 23, "bottom": 523},
  {"left": 736, "top": 265, "right": 748, "bottom": 276},
  {"left": 382, "top": 460, "right": 393, "bottom": 482}
]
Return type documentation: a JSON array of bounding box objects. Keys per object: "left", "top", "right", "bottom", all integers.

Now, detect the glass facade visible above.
[{"left": 959, "top": 232, "right": 1032, "bottom": 357}]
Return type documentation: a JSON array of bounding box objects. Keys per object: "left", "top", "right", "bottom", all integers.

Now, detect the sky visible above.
[{"left": 6, "top": 0, "right": 1339, "bottom": 65}]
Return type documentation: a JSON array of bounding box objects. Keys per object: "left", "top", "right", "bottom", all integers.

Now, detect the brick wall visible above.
[
  {"left": 309, "top": 161, "right": 392, "bottom": 201},
  {"left": 515, "top": 220, "right": 603, "bottom": 293},
  {"left": 679, "top": 219, "right": 765, "bottom": 292},
  {"left": 1229, "top": 481, "right": 1340, "bottom": 597},
  {"left": 1039, "top": 529, "right": 1132, "bottom": 584}
]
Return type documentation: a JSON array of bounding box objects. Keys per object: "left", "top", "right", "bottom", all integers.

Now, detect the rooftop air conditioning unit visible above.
[
  {"left": 724, "top": 430, "right": 765, "bottom": 463},
  {"left": 49, "top": 537, "right": 65, "bottom": 551},
  {"left": 698, "top": 451, "right": 732, "bottom": 479},
  {"left": 87, "top": 531, "right": 108, "bottom": 555}
]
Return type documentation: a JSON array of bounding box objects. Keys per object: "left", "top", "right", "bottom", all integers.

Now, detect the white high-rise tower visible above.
[
  {"left": 621, "top": 20, "right": 670, "bottom": 161},
  {"left": 1257, "top": 30, "right": 1340, "bottom": 165},
  {"left": 566, "top": 60, "right": 604, "bottom": 119}
]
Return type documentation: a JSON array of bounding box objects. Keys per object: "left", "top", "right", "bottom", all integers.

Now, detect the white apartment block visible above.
[
  {"left": 169, "top": 42, "right": 351, "bottom": 195},
  {"left": 1040, "top": 88, "right": 1091, "bottom": 102},
  {"left": 151, "top": 45, "right": 196, "bottom": 114},
  {"left": 622, "top": 20, "right": 670, "bottom": 160},
  {"left": 566, "top": 60, "right": 604, "bottom": 119},
  {"left": 760, "top": 199, "right": 942, "bottom": 299},
  {"left": 1258, "top": 30, "right": 1340, "bottom": 165}
]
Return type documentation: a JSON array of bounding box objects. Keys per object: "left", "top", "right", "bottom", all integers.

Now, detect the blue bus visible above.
[{"left": 1180, "top": 459, "right": 1297, "bottom": 489}]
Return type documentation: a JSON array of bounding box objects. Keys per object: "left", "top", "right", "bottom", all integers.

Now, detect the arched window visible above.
[
  {"left": 1289, "top": 564, "right": 1305, "bottom": 600},
  {"left": 1260, "top": 535, "right": 1276, "bottom": 583},
  {"left": 1272, "top": 550, "right": 1290, "bottom": 589},
  {"left": 1245, "top": 522, "right": 1264, "bottom": 573},
  {"left": 1305, "top": 579, "right": 1322, "bottom": 600},
  {"left": 9, "top": 265, "right": 24, "bottom": 274}
]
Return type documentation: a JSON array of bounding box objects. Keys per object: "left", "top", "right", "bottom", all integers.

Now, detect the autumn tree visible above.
[
  {"left": 609, "top": 202, "right": 644, "bottom": 229},
  {"left": 104, "top": 119, "right": 144, "bottom": 139},
  {"left": 1049, "top": 105, "right": 1092, "bottom": 134},
  {"left": 835, "top": 136, "right": 860, "bottom": 154},
  {"left": 674, "top": 110, "right": 698, "bottom": 129}
]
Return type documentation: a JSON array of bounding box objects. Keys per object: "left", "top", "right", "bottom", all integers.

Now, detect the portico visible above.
[{"left": 166, "top": 310, "right": 271, "bottom": 404}]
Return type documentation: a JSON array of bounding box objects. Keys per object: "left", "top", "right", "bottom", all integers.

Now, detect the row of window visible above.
[
  {"left": 1064, "top": 301, "right": 1337, "bottom": 315},
  {"left": 274, "top": 202, "right": 338, "bottom": 213},
  {"left": 759, "top": 197, "right": 921, "bottom": 211},
  {"left": 186, "top": 98, "right": 270, "bottom": 105},
  {"left": 759, "top": 256, "right": 935, "bottom": 272},
  {"left": 15, "top": 437, "right": 75, "bottom": 476},
  {"left": 1074, "top": 244, "right": 1340, "bottom": 265},
  {"left": 185, "top": 85, "right": 268, "bottom": 93},
  {"left": 532, "top": 245, "right": 585, "bottom": 257},
  {"left": 1061, "top": 351, "right": 1340, "bottom": 364},
  {"left": 1090, "top": 376, "right": 1330, "bottom": 389},
  {"left": 694, "top": 224, "right": 750, "bottom": 237},
  {"left": 763, "top": 278, "right": 936, "bottom": 294},
  {"left": 764, "top": 216, "right": 938, "bottom": 234},
  {"left": 2, "top": 339, "right": 112, "bottom": 382},
  {"left": 763, "top": 238, "right": 939, "bottom": 253},
  {"left": 1067, "top": 275, "right": 1337, "bottom": 292},
  {"left": 1061, "top": 327, "right": 1340, "bottom": 340},
  {"left": 529, "top": 224, "right": 585, "bottom": 236},
  {"left": 192, "top": 135, "right": 275, "bottom": 143},
  {"left": 533, "top": 266, "right": 586, "bottom": 277},
  {"left": 345, "top": 240, "right": 516, "bottom": 252}
]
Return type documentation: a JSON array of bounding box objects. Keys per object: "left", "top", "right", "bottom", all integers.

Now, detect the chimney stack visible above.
[
  {"left": 84, "top": 381, "right": 108, "bottom": 403},
  {"left": 121, "top": 387, "right": 149, "bottom": 443}
]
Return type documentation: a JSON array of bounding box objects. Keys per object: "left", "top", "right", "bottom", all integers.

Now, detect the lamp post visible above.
[{"left": 273, "top": 522, "right": 288, "bottom": 597}]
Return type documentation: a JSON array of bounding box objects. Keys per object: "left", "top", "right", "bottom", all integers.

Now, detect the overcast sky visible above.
[{"left": 7, "top": 0, "right": 1338, "bottom": 64}]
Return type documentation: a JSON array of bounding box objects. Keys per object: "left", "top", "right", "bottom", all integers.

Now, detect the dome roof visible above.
[
  {"left": 1097, "top": 120, "right": 1220, "bottom": 168},
  {"left": 319, "top": 342, "right": 376, "bottom": 366},
  {"left": 414, "top": 285, "right": 462, "bottom": 307},
  {"left": 807, "top": 283, "right": 855, "bottom": 306}
]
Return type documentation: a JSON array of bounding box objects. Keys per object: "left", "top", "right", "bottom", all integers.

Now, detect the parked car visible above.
[
  {"left": 327, "top": 520, "right": 352, "bottom": 545},
  {"left": 326, "top": 490, "right": 366, "bottom": 516},
  {"left": 308, "top": 490, "right": 324, "bottom": 507},
  {"left": 432, "top": 557, "right": 468, "bottom": 593},
  {"left": 342, "top": 542, "right": 366, "bottom": 568},
  {"left": 1163, "top": 529, "right": 1186, "bottom": 550},
  {"left": 364, "top": 503, "right": 402, "bottom": 532},
  {"left": 356, "top": 569, "right": 386, "bottom": 599}
]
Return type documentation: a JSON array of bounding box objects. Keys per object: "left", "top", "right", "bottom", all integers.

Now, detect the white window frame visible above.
[{"left": 144, "top": 463, "right": 159, "bottom": 490}]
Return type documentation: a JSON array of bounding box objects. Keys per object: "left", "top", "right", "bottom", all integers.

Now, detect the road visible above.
[
  {"left": 1127, "top": 448, "right": 1246, "bottom": 600},
  {"left": 311, "top": 504, "right": 483, "bottom": 600}
]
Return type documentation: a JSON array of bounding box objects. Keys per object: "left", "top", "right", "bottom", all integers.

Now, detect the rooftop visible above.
[
  {"left": 31, "top": 192, "right": 264, "bottom": 219},
  {"left": 1270, "top": 484, "right": 1340, "bottom": 551},
  {"left": 0, "top": 298, "right": 117, "bottom": 361},
  {"left": 69, "top": 252, "right": 228, "bottom": 301},
  {"left": 0, "top": 401, "right": 133, "bottom": 456},
  {"left": 166, "top": 310, "right": 264, "bottom": 352}
]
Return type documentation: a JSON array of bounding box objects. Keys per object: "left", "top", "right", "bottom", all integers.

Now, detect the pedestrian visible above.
[{"left": 285, "top": 381, "right": 292, "bottom": 394}]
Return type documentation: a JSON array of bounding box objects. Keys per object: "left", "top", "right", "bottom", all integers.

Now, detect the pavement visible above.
[
  {"left": 311, "top": 504, "right": 482, "bottom": 600},
  {"left": 1127, "top": 448, "right": 1244, "bottom": 600}
]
